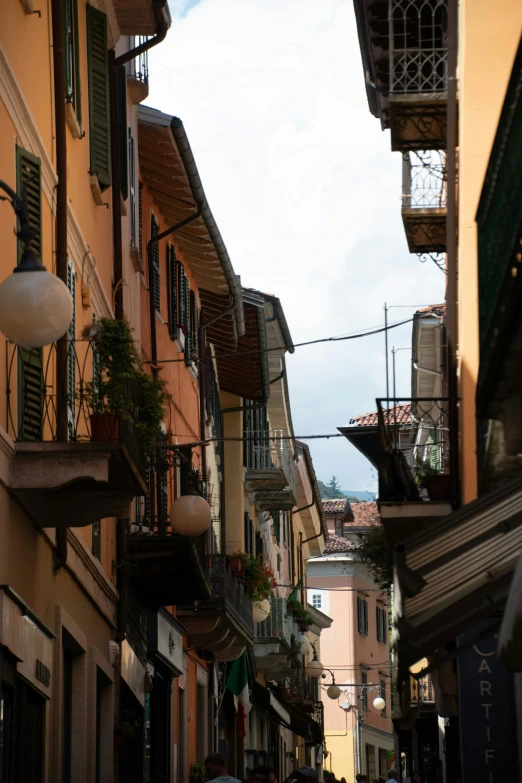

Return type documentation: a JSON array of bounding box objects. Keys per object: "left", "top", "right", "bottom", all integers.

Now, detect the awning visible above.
[
  {"left": 252, "top": 682, "right": 322, "bottom": 745},
  {"left": 498, "top": 550, "right": 522, "bottom": 670},
  {"left": 393, "top": 474, "right": 522, "bottom": 672}
]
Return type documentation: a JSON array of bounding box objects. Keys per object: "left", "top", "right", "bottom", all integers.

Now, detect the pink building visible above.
[{"left": 307, "top": 500, "right": 393, "bottom": 780}]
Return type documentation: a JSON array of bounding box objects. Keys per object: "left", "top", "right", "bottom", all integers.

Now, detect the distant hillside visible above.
[{"left": 343, "top": 490, "right": 376, "bottom": 501}]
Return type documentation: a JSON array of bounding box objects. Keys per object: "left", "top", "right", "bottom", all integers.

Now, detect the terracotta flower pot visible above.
[
  {"left": 228, "top": 556, "right": 243, "bottom": 573},
  {"left": 424, "top": 473, "right": 451, "bottom": 502},
  {"left": 90, "top": 413, "right": 119, "bottom": 441}
]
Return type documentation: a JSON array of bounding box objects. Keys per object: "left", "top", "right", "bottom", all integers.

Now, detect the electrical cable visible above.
[{"left": 144, "top": 316, "right": 415, "bottom": 365}]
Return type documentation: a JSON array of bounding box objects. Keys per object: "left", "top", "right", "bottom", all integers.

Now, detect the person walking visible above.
[
  {"left": 205, "top": 752, "right": 241, "bottom": 783},
  {"left": 387, "top": 771, "right": 399, "bottom": 783}
]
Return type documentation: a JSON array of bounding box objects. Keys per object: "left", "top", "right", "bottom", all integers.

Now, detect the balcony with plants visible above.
[
  {"left": 243, "top": 407, "right": 297, "bottom": 511},
  {"left": 376, "top": 398, "right": 452, "bottom": 532},
  {"left": 402, "top": 150, "right": 447, "bottom": 256},
  {"left": 5, "top": 318, "right": 167, "bottom": 528}
]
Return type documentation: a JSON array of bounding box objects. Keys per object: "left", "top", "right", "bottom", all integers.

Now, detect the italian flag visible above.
[{"left": 226, "top": 651, "right": 251, "bottom": 737}]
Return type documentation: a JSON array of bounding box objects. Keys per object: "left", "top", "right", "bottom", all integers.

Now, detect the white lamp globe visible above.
[
  {"left": 0, "top": 267, "right": 72, "bottom": 348},
  {"left": 299, "top": 636, "right": 311, "bottom": 656},
  {"left": 253, "top": 598, "right": 271, "bottom": 623},
  {"left": 373, "top": 696, "right": 386, "bottom": 711},
  {"left": 169, "top": 494, "right": 211, "bottom": 537},
  {"left": 327, "top": 684, "right": 342, "bottom": 700},
  {"left": 306, "top": 658, "right": 324, "bottom": 679}
]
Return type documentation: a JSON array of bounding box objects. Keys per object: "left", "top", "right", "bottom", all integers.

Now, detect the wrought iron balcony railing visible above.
[
  {"left": 389, "top": 0, "right": 448, "bottom": 95},
  {"left": 255, "top": 597, "right": 300, "bottom": 646},
  {"left": 402, "top": 151, "right": 447, "bottom": 209},
  {"left": 376, "top": 397, "right": 450, "bottom": 502},
  {"left": 6, "top": 340, "right": 145, "bottom": 479},
  {"left": 127, "top": 35, "right": 149, "bottom": 85},
  {"left": 180, "top": 554, "right": 254, "bottom": 639},
  {"left": 283, "top": 666, "right": 319, "bottom": 708}
]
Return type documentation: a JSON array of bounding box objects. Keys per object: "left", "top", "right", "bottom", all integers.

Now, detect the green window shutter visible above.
[
  {"left": 187, "top": 289, "right": 197, "bottom": 363},
  {"left": 86, "top": 4, "right": 111, "bottom": 189},
  {"left": 16, "top": 147, "right": 42, "bottom": 262},
  {"left": 151, "top": 214, "right": 160, "bottom": 311},
  {"left": 177, "top": 261, "right": 186, "bottom": 339},
  {"left": 138, "top": 181, "right": 143, "bottom": 260},
  {"left": 272, "top": 511, "right": 281, "bottom": 544},
  {"left": 167, "top": 245, "right": 177, "bottom": 339},
  {"left": 67, "top": 261, "right": 76, "bottom": 440},
  {"left": 18, "top": 348, "right": 43, "bottom": 441},
  {"left": 64, "top": 0, "right": 81, "bottom": 125},
  {"left": 117, "top": 66, "right": 128, "bottom": 200},
  {"left": 129, "top": 130, "right": 136, "bottom": 247},
  {"left": 184, "top": 276, "right": 191, "bottom": 363}
]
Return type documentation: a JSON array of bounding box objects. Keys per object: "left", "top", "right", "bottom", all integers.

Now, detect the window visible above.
[
  {"left": 129, "top": 131, "right": 136, "bottom": 246},
  {"left": 92, "top": 519, "right": 101, "bottom": 560},
  {"left": 376, "top": 607, "right": 387, "bottom": 644},
  {"left": 117, "top": 66, "right": 128, "bottom": 199},
  {"left": 272, "top": 510, "right": 281, "bottom": 543},
  {"left": 379, "top": 679, "right": 386, "bottom": 716},
  {"left": 361, "top": 672, "right": 368, "bottom": 711},
  {"left": 167, "top": 245, "right": 177, "bottom": 339},
  {"left": 64, "top": 0, "right": 81, "bottom": 124},
  {"left": 87, "top": 5, "right": 111, "bottom": 188},
  {"left": 151, "top": 214, "right": 160, "bottom": 311},
  {"left": 357, "top": 596, "right": 368, "bottom": 635},
  {"left": 244, "top": 513, "right": 254, "bottom": 557},
  {"left": 67, "top": 260, "right": 76, "bottom": 440},
  {"left": 16, "top": 147, "right": 43, "bottom": 442},
  {"left": 312, "top": 594, "right": 322, "bottom": 609}
]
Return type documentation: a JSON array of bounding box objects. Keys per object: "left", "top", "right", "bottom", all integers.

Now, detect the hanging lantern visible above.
[
  {"left": 169, "top": 494, "right": 211, "bottom": 536},
  {"left": 253, "top": 598, "right": 271, "bottom": 623},
  {"left": 327, "top": 683, "right": 342, "bottom": 700},
  {"left": 373, "top": 696, "right": 386, "bottom": 711}
]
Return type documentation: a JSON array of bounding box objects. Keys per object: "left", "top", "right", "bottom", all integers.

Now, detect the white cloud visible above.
[{"left": 150, "top": 0, "right": 444, "bottom": 491}]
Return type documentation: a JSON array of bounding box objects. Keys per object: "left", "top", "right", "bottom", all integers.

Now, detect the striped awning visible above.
[{"left": 393, "top": 475, "right": 522, "bottom": 672}]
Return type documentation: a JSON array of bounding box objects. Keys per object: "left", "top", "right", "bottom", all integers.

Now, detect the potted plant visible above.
[
  {"left": 83, "top": 318, "right": 169, "bottom": 450},
  {"left": 229, "top": 551, "right": 276, "bottom": 618},
  {"left": 228, "top": 550, "right": 245, "bottom": 575},
  {"left": 189, "top": 762, "right": 207, "bottom": 783},
  {"left": 415, "top": 460, "right": 451, "bottom": 501},
  {"left": 287, "top": 598, "right": 301, "bottom": 618}
]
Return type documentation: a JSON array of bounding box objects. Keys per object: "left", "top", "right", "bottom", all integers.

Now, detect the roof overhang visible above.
[
  {"left": 394, "top": 475, "right": 522, "bottom": 674},
  {"left": 137, "top": 106, "right": 245, "bottom": 349},
  {"left": 352, "top": 0, "right": 390, "bottom": 126},
  {"left": 297, "top": 441, "right": 328, "bottom": 545},
  {"left": 112, "top": 0, "right": 172, "bottom": 35}
]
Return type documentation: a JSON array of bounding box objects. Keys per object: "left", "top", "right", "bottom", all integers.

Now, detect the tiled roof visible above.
[
  {"left": 349, "top": 403, "right": 412, "bottom": 427},
  {"left": 324, "top": 534, "right": 360, "bottom": 553},
  {"left": 416, "top": 303, "right": 446, "bottom": 316},
  {"left": 349, "top": 501, "right": 379, "bottom": 527},
  {"left": 322, "top": 498, "right": 349, "bottom": 514}
]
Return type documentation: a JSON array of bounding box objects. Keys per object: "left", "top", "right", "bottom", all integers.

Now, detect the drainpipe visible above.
[
  {"left": 51, "top": 0, "right": 69, "bottom": 570},
  {"left": 446, "top": 0, "right": 460, "bottom": 508},
  {"left": 109, "top": 0, "right": 171, "bottom": 320}
]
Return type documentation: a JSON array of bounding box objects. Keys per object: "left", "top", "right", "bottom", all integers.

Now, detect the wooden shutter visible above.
[
  {"left": 117, "top": 66, "right": 128, "bottom": 200},
  {"left": 129, "top": 130, "right": 136, "bottom": 247},
  {"left": 86, "top": 4, "right": 111, "bottom": 188},
  {"left": 364, "top": 600, "right": 368, "bottom": 634},
  {"left": 64, "top": 0, "right": 81, "bottom": 123},
  {"left": 184, "top": 277, "right": 191, "bottom": 363},
  {"left": 16, "top": 147, "right": 42, "bottom": 261},
  {"left": 67, "top": 261, "right": 76, "bottom": 440},
  {"left": 177, "top": 261, "right": 186, "bottom": 333},
  {"left": 138, "top": 180, "right": 143, "bottom": 260},
  {"left": 158, "top": 433, "right": 168, "bottom": 528},
  {"left": 167, "top": 245, "right": 177, "bottom": 339},
  {"left": 187, "top": 289, "right": 197, "bottom": 364},
  {"left": 151, "top": 214, "right": 160, "bottom": 311},
  {"left": 272, "top": 510, "right": 281, "bottom": 544},
  {"left": 18, "top": 349, "right": 43, "bottom": 441}
]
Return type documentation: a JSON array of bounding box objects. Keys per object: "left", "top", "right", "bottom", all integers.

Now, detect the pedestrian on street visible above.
[
  {"left": 387, "top": 771, "right": 399, "bottom": 783},
  {"left": 205, "top": 752, "right": 241, "bottom": 783},
  {"left": 243, "top": 766, "right": 271, "bottom": 783},
  {"left": 412, "top": 776, "right": 422, "bottom": 783},
  {"left": 268, "top": 769, "right": 278, "bottom": 783}
]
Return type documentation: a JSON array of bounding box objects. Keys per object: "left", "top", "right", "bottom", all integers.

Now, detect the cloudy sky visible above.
[{"left": 148, "top": 0, "right": 444, "bottom": 493}]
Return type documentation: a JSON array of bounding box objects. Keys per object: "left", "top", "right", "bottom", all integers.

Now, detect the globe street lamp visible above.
[
  {"left": 306, "top": 642, "right": 323, "bottom": 679},
  {"left": 321, "top": 669, "right": 342, "bottom": 700},
  {"left": 169, "top": 493, "right": 211, "bottom": 537},
  {"left": 0, "top": 180, "right": 72, "bottom": 348}
]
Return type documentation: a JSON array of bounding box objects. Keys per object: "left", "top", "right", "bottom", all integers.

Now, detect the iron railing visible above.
[
  {"left": 255, "top": 597, "right": 300, "bottom": 646},
  {"left": 127, "top": 35, "right": 149, "bottom": 85},
  {"left": 402, "top": 151, "right": 447, "bottom": 209},
  {"left": 376, "top": 397, "right": 450, "bottom": 501},
  {"left": 389, "top": 0, "right": 448, "bottom": 94},
  {"left": 184, "top": 555, "right": 254, "bottom": 638},
  {"left": 284, "top": 666, "right": 319, "bottom": 706},
  {"left": 244, "top": 428, "right": 297, "bottom": 496},
  {"left": 6, "top": 340, "right": 145, "bottom": 477}
]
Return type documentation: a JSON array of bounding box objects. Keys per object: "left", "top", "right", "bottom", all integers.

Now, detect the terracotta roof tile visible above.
[
  {"left": 349, "top": 501, "right": 379, "bottom": 527},
  {"left": 324, "top": 534, "right": 360, "bottom": 553},
  {"left": 350, "top": 403, "right": 412, "bottom": 427},
  {"left": 322, "top": 498, "right": 349, "bottom": 514},
  {"left": 416, "top": 303, "right": 446, "bottom": 316}
]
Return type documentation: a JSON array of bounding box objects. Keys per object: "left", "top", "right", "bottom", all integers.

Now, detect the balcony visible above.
[
  {"left": 254, "top": 597, "right": 300, "bottom": 673},
  {"left": 127, "top": 37, "right": 149, "bottom": 104},
  {"left": 402, "top": 151, "right": 447, "bottom": 255},
  {"left": 6, "top": 342, "right": 147, "bottom": 528},
  {"left": 376, "top": 397, "right": 452, "bottom": 543},
  {"left": 400, "top": 672, "right": 435, "bottom": 717},
  {"left": 244, "top": 429, "right": 297, "bottom": 511},
  {"left": 388, "top": 0, "right": 448, "bottom": 151},
  {"left": 177, "top": 554, "right": 254, "bottom": 662},
  {"left": 278, "top": 665, "right": 319, "bottom": 714}
]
